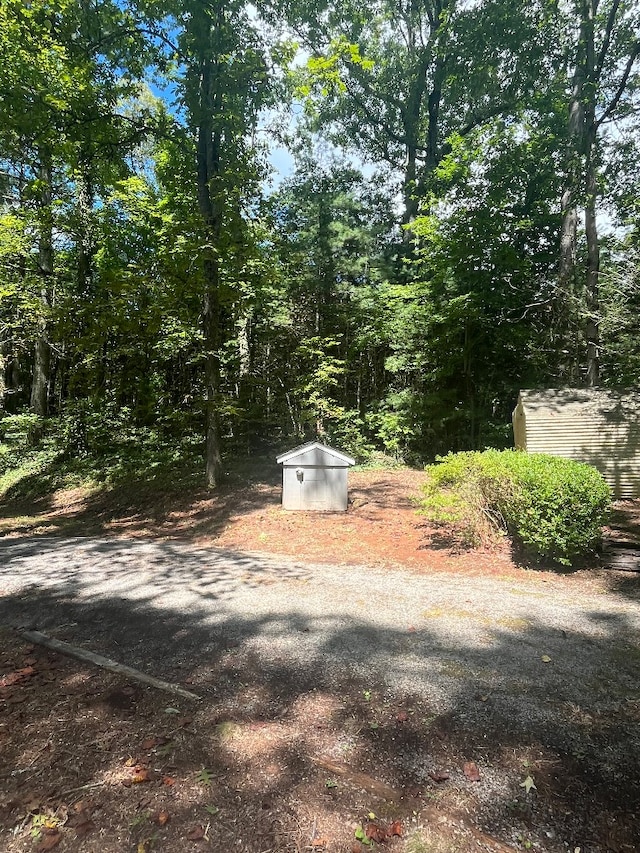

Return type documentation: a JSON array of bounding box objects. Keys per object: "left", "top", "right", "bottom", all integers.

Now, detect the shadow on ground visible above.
[
  {"left": 0, "top": 466, "right": 281, "bottom": 540},
  {"left": 1, "top": 538, "right": 639, "bottom": 852}
]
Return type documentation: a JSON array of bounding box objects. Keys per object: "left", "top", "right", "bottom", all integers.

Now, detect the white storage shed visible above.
[
  {"left": 512, "top": 388, "right": 640, "bottom": 498},
  {"left": 276, "top": 441, "right": 356, "bottom": 511}
]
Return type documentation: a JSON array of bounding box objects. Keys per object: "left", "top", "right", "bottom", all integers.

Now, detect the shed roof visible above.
[
  {"left": 516, "top": 388, "right": 640, "bottom": 419},
  {"left": 276, "top": 441, "right": 355, "bottom": 467}
]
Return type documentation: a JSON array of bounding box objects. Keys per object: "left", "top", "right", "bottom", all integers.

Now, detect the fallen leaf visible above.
[
  {"left": 156, "top": 810, "right": 170, "bottom": 826},
  {"left": 75, "top": 820, "right": 95, "bottom": 838},
  {"left": 311, "top": 839, "right": 327, "bottom": 848},
  {"left": 162, "top": 776, "right": 176, "bottom": 787},
  {"left": 389, "top": 820, "right": 403, "bottom": 837},
  {"left": 195, "top": 768, "right": 213, "bottom": 786},
  {"left": 354, "top": 826, "right": 373, "bottom": 847},
  {"left": 463, "top": 761, "right": 481, "bottom": 782},
  {"left": 124, "top": 757, "right": 136, "bottom": 767},
  {"left": 541, "top": 655, "right": 551, "bottom": 663},
  {"left": 429, "top": 770, "right": 449, "bottom": 783},
  {"left": 132, "top": 769, "right": 150, "bottom": 784},
  {"left": 18, "top": 665, "right": 35, "bottom": 678},
  {"left": 187, "top": 825, "right": 205, "bottom": 840},
  {"left": 365, "top": 822, "right": 387, "bottom": 843},
  {"left": 520, "top": 775, "right": 537, "bottom": 794},
  {"left": 176, "top": 715, "right": 193, "bottom": 727},
  {"left": 142, "top": 737, "right": 160, "bottom": 750},
  {"left": 37, "top": 831, "right": 61, "bottom": 851}
]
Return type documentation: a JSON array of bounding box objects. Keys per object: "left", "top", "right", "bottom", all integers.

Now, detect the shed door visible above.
[{"left": 299, "top": 467, "right": 328, "bottom": 509}]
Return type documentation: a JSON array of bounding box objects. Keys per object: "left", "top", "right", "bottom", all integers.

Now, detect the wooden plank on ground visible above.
[
  {"left": 17, "top": 628, "right": 201, "bottom": 701},
  {"left": 602, "top": 543, "right": 640, "bottom": 572}
]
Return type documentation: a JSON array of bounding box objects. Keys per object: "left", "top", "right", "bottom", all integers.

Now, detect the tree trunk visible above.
[
  {"left": 403, "top": 142, "right": 419, "bottom": 226},
  {"left": 584, "top": 176, "right": 600, "bottom": 387},
  {"left": 196, "top": 38, "right": 224, "bottom": 488},
  {"left": 203, "top": 262, "right": 223, "bottom": 487},
  {"left": 556, "top": 0, "right": 592, "bottom": 382},
  {"left": 0, "top": 350, "right": 5, "bottom": 411},
  {"left": 30, "top": 150, "right": 53, "bottom": 417},
  {"left": 76, "top": 158, "right": 95, "bottom": 297},
  {"left": 582, "top": 1, "right": 599, "bottom": 386}
]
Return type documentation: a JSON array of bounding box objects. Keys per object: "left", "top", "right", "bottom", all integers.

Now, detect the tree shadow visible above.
[
  {"left": 0, "top": 457, "right": 282, "bottom": 541},
  {"left": 1, "top": 539, "right": 638, "bottom": 851}
]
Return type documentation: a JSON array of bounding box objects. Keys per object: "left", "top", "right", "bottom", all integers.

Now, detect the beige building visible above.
[{"left": 512, "top": 388, "right": 640, "bottom": 498}]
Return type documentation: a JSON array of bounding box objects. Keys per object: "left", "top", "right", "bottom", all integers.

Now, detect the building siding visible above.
[
  {"left": 282, "top": 466, "right": 348, "bottom": 511},
  {"left": 513, "top": 389, "right": 640, "bottom": 498}
]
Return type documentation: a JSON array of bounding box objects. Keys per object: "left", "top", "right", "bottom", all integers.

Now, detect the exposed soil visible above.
[
  {"left": 1, "top": 470, "right": 639, "bottom": 853},
  {"left": 0, "top": 469, "right": 532, "bottom": 578}
]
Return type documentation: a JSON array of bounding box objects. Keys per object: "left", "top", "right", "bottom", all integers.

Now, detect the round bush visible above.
[{"left": 421, "top": 450, "right": 611, "bottom": 565}]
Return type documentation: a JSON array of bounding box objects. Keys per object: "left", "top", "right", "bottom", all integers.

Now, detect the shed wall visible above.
[{"left": 282, "top": 466, "right": 348, "bottom": 511}]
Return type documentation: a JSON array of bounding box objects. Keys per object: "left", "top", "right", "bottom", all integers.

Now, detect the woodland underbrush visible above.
[
  {"left": 0, "top": 411, "right": 208, "bottom": 503},
  {"left": 0, "top": 410, "right": 408, "bottom": 508}
]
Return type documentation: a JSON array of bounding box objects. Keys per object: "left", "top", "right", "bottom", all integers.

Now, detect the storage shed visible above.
[
  {"left": 512, "top": 388, "right": 640, "bottom": 498},
  {"left": 276, "top": 441, "right": 356, "bottom": 511}
]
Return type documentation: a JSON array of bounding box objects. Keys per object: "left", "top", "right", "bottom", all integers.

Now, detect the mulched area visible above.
[{"left": 0, "top": 469, "right": 516, "bottom": 578}]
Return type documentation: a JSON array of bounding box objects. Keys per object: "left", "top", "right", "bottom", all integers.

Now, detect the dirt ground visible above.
[
  {"left": 1, "top": 469, "right": 639, "bottom": 853},
  {"left": 0, "top": 469, "right": 538, "bottom": 577}
]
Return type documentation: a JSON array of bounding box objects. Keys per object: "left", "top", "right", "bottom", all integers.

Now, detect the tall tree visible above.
[
  {"left": 557, "top": 0, "right": 640, "bottom": 385},
  {"left": 292, "top": 0, "right": 552, "bottom": 223},
  {"left": 0, "top": 0, "right": 153, "bottom": 416},
  {"left": 155, "top": 0, "right": 270, "bottom": 485}
]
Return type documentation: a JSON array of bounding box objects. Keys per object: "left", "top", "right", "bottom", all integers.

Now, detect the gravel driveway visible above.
[
  {"left": 1, "top": 536, "right": 639, "bottom": 850},
  {"left": 1, "top": 536, "right": 639, "bottom": 725}
]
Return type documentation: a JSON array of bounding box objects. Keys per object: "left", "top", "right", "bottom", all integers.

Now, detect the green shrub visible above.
[{"left": 421, "top": 450, "right": 611, "bottom": 565}]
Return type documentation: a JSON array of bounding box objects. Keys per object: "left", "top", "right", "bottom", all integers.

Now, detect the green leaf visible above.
[
  {"left": 196, "top": 768, "right": 213, "bottom": 786},
  {"left": 354, "top": 826, "right": 373, "bottom": 846},
  {"left": 520, "top": 775, "right": 537, "bottom": 794}
]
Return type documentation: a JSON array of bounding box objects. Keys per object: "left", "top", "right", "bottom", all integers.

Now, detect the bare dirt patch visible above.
[{"left": 0, "top": 469, "right": 516, "bottom": 578}]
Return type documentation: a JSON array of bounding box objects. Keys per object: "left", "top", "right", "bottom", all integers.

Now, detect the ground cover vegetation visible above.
[{"left": 0, "top": 0, "right": 639, "bottom": 483}]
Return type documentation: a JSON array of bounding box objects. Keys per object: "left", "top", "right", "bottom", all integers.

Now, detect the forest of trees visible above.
[{"left": 1, "top": 0, "right": 639, "bottom": 484}]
